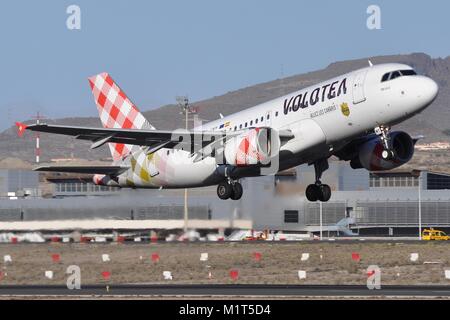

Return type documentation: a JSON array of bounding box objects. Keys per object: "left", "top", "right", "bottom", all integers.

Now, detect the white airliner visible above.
[{"left": 18, "top": 62, "right": 438, "bottom": 202}]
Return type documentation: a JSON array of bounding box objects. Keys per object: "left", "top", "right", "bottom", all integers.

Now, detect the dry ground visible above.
[{"left": 0, "top": 242, "right": 449, "bottom": 286}]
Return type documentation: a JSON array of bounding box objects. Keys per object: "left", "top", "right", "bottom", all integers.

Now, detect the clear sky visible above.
[{"left": 1, "top": 0, "right": 449, "bottom": 130}]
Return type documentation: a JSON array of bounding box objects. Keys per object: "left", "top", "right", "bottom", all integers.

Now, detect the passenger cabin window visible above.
[
  {"left": 250, "top": 120, "right": 253, "bottom": 126},
  {"left": 234, "top": 126, "right": 237, "bottom": 131},
  {"left": 239, "top": 124, "right": 242, "bottom": 129},
  {"left": 255, "top": 118, "right": 258, "bottom": 124},
  {"left": 381, "top": 69, "right": 417, "bottom": 82},
  {"left": 275, "top": 111, "right": 279, "bottom": 117},
  {"left": 261, "top": 116, "right": 263, "bottom": 121},
  {"left": 245, "top": 122, "right": 248, "bottom": 128}
]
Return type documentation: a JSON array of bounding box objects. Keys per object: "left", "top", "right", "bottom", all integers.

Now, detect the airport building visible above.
[
  {"left": 0, "top": 164, "right": 450, "bottom": 236},
  {"left": 0, "top": 169, "right": 40, "bottom": 198},
  {"left": 250, "top": 165, "right": 450, "bottom": 236}
]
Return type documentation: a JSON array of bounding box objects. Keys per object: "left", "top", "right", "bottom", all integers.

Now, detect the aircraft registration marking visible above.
[{"left": 310, "top": 104, "right": 337, "bottom": 118}]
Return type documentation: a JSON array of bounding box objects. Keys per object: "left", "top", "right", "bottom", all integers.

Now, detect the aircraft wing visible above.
[
  {"left": 24, "top": 123, "right": 295, "bottom": 151},
  {"left": 33, "top": 165, "right": 129, "bottom": 175},
  {"left": 25, "top": 123, "right": 225, "bottom": 150}
]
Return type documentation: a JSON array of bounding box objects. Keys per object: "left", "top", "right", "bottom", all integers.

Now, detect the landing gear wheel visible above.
[
  {"left": 305, "top": 184, "right": 319, "bottom": 202},
  {"left": 305, "top": 184, "right": 331, "bottom": 202},
  {"left": 318, "top": 184, "right": 331, "bottom": 202},
  {"left": 381, "top": 149, "right": 395, "bottom": 160},
  {"left": 217, "top": 182, "right": 232, "bottom": 200},
  {"left": 230, "top": 182, "right": 243, "bottom": 200},
  {"left": 306, "top": 158, "right": 332, "bottom": 202}
]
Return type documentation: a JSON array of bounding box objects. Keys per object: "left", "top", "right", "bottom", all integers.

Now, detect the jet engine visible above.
[
  {"left": 350, "top": 131, "right": 415, "bottom": 171},
  {"left": 222, "top": 127, "right": 280, "bottom": 166}
]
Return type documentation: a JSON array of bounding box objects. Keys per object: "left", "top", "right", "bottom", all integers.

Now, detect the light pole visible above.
[
  {"left": 177, "top": 96, "right": 191, "bottom": 233},
  {"left": 319, "top": 201, "right": 323, "bottom": 240},
  {"left": 32, "top": 111, "right": 46, "bottom": 163},
  {"left": 418, "top": 173, "right": 422, "bottom": 240}
]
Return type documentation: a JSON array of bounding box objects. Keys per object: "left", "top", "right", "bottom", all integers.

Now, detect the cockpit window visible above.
[
  {"left": 381, "top": 69, "right": 417, "bottom": 82},
  {"left": 389, "top": 71, "right": 401, "bottom": 80},
  {"left": 400, "top": 69, "right": 417, "bottom": 76}
]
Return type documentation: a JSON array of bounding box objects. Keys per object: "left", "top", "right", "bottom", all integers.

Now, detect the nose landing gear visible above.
[
  {"left": 305, "top": 158, "right": 331, "bottom": 202},
  {"left": 375, "top": 125, "right": 395, "bottom": 160},
  {"left": 217, "top": 180, "right": 243, "bottom": 200}
]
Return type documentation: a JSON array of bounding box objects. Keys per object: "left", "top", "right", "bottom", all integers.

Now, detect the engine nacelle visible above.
[
  {"left": 351, "top": 131, "right": 415, "bottom": 171},
  {"left": 223, "top": 127, "right": 280, "bottom": 166}
]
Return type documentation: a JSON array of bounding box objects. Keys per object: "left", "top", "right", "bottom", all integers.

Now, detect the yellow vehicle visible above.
[{"left": 422, "top": 228, "right": 450, "bottom": 241}]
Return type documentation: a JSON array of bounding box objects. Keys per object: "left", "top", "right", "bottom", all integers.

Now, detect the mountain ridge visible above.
[{"left": 2, "top": 52, "right": 449, "bottom": 162}]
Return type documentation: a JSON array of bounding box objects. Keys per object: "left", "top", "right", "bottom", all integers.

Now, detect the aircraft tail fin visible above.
[{"left": 88, "top": 72, "right": 154, "bottom": 161}]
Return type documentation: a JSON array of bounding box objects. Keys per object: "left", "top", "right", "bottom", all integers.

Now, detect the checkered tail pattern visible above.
[{"left": 88, "top": 72, "right": 154, "bottom": 161}]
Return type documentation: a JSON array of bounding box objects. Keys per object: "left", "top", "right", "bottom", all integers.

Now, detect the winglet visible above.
[{"left": 15, "top": 122, "right": 27, "bottom": 137}]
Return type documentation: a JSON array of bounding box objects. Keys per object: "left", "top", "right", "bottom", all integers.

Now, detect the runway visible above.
[
  {"left": 0, "top": 284, "right": 449, "bottom": 297},
  {"left": 0, "top": 238, "right": 438, "bottom": 246}
]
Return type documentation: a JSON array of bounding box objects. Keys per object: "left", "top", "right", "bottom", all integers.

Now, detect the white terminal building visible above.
[{"left": 0, "top": 164, "right": 450, "bottom": 236}]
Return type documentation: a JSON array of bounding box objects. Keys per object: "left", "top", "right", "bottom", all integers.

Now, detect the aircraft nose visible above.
[{"left": 420, "top": 77, "right": 439, "bottom": 105}]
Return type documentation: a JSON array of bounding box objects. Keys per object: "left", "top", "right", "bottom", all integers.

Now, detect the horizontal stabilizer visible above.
[{"left": 33, "top": 166, "right": 129, "bottom": 175}]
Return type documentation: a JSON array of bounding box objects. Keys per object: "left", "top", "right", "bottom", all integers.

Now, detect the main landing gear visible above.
[
  {"left": 217, "top": 180, "right": 243, "bottom": 200},
  {"left": 375, "top": 125, "right": 395, "bottom": 160},
  {"left": 305, "top": 159, "right": 331, "bottom": 202}
]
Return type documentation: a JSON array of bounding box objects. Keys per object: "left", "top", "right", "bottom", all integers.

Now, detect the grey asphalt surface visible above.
[
  {"left": 0, "top": 284, "right": 449, "bottom": 297},
  {"left": 0, "top": 239, "right": 438, "bottom": 246}
]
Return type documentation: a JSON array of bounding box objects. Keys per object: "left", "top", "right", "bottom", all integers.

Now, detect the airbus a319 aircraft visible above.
[{"left": 18, "top": 62, "right": 438, "bottom": 202}]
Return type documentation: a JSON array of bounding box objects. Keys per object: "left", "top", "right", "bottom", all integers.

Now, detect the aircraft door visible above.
[{"left": 352, "top": 70, "right": 368, "bottom": 104}]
